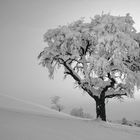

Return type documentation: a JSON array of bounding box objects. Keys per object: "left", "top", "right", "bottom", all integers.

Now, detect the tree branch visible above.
[
  {"left": 61, "top": 57, "right": 98, "bottom": 101},
  {"left": 100, "top": 73, "right": 116, "bottom": 99},
  {"left": 64, "top": 61, "right": 98, "bottom": 101},
  {"left": 123, "top": 57, "right": 140, "bottom": 72},
  {"left": 105, "top": 93, "right": 127, "bottom": 98},
  {"left": 63, "top": 60, "right": 81, "bottom": 83},
  {"left": 80, "top": 82, "right": 98, "bottom": 100}
]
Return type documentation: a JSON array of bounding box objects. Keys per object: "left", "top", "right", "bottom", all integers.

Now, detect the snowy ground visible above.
[{"left": 0, "top": 94, "right": 140, "bottom": 140}]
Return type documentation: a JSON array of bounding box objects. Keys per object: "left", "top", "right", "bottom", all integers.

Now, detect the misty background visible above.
[{"left": 0, "top": 0, "right": 140, "bottom": 121}]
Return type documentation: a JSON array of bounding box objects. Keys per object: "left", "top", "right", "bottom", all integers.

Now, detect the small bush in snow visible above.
[
  {"left": 121, "top": 117, "right": 128, "bottom": 125},
  {"left": 70, "top": 107, "right": 92, "bottom": 118}
]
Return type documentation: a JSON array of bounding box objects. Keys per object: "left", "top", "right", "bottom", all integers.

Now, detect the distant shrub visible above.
[
  {"left": 70, "top": 107, "right": 92, "bottom": 119},
  {"left": 134, "top": 122, "right": 140, "bottom": 127},
  {"left": 83, "top": 112, "right": 93, "bottom": 119},
  {"left": 121, "top": 117, "right": 128, "bottom": 125},
  {"left": 137, "top": 124, "right": 140, "bottom": 127},
  {"left": 70, "top": 108, "right": 84, "bottom": 118}
]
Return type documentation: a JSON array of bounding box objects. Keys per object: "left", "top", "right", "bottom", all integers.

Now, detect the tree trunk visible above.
[{"left": 95, "top": 98, "right": 106, "bottom": 121}]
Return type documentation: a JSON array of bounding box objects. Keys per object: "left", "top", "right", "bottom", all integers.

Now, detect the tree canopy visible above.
[{"left": 38, "top": 13, "right": 140, "bottom": 121}]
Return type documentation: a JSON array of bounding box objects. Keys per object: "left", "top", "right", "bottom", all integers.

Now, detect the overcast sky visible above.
[{"left": 0, "top": 0, "right": 140, "bottom": 120}]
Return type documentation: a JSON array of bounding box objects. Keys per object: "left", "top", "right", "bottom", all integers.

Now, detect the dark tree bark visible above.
[
  {"left": 95, "top": 97, "right": 106, "bottom": 121},
  {"left": 93, "top": 73, "right": 116, "bottom": 121}
]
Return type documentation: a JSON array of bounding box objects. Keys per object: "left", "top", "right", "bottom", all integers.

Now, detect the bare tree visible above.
[
  {"left": 38, "top": 13, "right": 140, "bottom": 121},
  {"left": 50, "top": 96, "right": 64, "bottom": 112}
]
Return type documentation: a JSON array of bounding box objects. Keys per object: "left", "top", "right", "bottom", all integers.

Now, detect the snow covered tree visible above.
[
  {"left": 50, "top": 96, "right": 64, "bottom": 112},
  {"left": 38, "top": 13, "right": 140, "bottom": 121}
]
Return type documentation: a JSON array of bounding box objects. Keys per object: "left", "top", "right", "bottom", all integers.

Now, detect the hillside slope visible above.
[
  {"left": 0, "top": 94, "right": 140, "bottom": 140},
  {"left": 0, "top": 94, "right": 72, "bottom": 118}
]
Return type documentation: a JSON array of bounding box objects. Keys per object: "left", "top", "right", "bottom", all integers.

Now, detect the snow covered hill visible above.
[
  {"left": 0, "top": 94, "right": 73, "bottom": 119},
  {"left": 0, "top": 94, "right": 140, "bottom": 140}
]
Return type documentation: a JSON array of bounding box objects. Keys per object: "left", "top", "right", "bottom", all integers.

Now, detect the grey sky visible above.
[{"left": 0, "top": 0, "right": 140, "bottom": 120}]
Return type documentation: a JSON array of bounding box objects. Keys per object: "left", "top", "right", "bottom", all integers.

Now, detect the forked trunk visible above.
[{"left": 95, "top": 98, "right": 106, "bottom": 121}]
